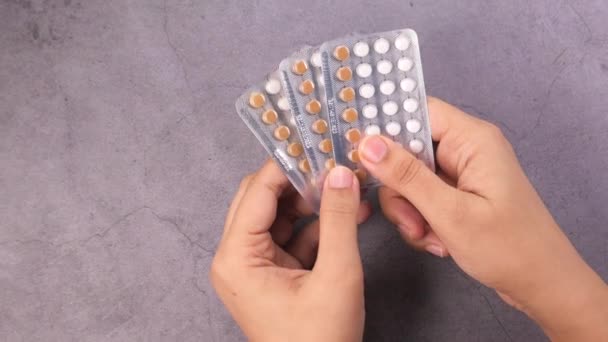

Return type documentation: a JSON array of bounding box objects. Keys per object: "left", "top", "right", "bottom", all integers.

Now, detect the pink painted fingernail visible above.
[
  {"left": 426, "top": 244, "right": 445, "bottom": 258},
  {"left": 328, "top": 166, "right": 353, "bottom": 189},
  {"left": 360, "top": 136, "right": 388, "bottom": 163}
]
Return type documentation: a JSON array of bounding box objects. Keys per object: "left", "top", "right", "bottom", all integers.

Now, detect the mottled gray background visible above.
[{"left": 1, "top": 0, "right": 607, "bottom": 341}]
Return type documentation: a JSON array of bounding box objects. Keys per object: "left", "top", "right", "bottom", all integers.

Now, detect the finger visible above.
[
  {"left": 285, "top": 220, "right": 320, "bottom": 269},
  {"left": 229, "top": 160, "right": 290, "bottom": 239},
  {"left": 397, "top": 227, "right": 449, "bottom": 258},
  {"left": 378, "top": 186, "right": 426, "bottom": 240},
  {"left": 222, "top": 173, "right": 254, "bottom": 238},
  {"left": 359, "top": 135, "right": 476, "bottom": 230},
  {"left": 284, "top": 199, "right": 372, "bottom": 269},
  {"left": 314, "top": 166, "right": 362, "bottom": 277}
]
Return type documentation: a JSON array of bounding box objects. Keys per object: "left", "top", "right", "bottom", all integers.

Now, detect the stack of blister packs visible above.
[{"left": 235, "top": 29, "right": 435, "bottom": 211}]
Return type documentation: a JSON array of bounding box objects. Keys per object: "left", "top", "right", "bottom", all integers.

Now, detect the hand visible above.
[
  {"left": 210, "top": 161, "right": 370, "bottom": 342},
  {"left": 358, "top": 97, "right": 608, "bottom": 341}
]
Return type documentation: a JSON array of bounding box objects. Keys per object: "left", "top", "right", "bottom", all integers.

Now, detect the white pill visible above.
[
  {"left": 359, "top": 83, "right": 375, "bottom": 99},
  {"left": 277, "top": 97, "right": 290, "bottom": 111},
  {"left": 406, "top": 118, "right": 422, "bottom": 133},
  {"left": 365, "top": 124, "right": 381, "bottom": 136},
  {"left": 400, "top": 78, "right": 417, "bottom": 92},
  {"left": 394, "top": 34, "right": 411, "bottom": 51},
  {"left": 385, "top": 122, "right": 402, "bottom": 136},
  {"left": 265, "top": 79, "right": 281, "bottom": 95},
  {"left": 311, "top": 51, "right": 322, "bottom": 68},
  {"left": 373, "top": 37, "right": 390, "bottom": 54},
  {"left": 356, "top": 63, "right": 372, "bottom": 78},
  {"left": 362, "top": 104, "right": 378, "bottom": 119},
  {"left": 382, "top": 101, "right": 399, "bottom": 116},
  {"left": 379, "top": 80, "right": 396, "bottom": 95},
  {"left": 353, "top": 41, "right": 370, "bottom": 57},
  {"left": 377, "top": 60, "right": 393, "bottom": 75},
  {"left": 409, "top": 139, "right": 424, "bottom": 153},
  {"left": 398, "top": 57, "right": 414, "bottom": 71},
  {"left": 403, "top": 98, "right": 419, "bottom": 113}
]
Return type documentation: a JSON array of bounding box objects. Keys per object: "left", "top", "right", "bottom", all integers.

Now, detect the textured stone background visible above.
[{"left": 1, "top": 0, "right": 607, "bottom": 341}]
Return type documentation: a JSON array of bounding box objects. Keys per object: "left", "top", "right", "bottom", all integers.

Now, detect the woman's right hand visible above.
[{"left": 358, "top": 97, "right": 608, "bottom": 342}]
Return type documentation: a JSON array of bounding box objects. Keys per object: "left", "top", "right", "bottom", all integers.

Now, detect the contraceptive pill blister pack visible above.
[
  {"left": 280, "top": 46, "right": 335, "bottom": 189},
  {"left": 236, "top": 28, "right": 435, "bottom": 209},
  {"left": 235, "top": 70, "right": 320, "bottom": 210},
  {"left": 321, "top": 29, "right": 435, "bottom": 186}
]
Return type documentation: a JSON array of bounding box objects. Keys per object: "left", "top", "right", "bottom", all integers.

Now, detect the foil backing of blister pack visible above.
[
  {"left": 280, "top": 46, "right": 335, "bottom": 189},
  {"left": 321, "top": 28, "right": 435, "bottom": 187},
  {"left": 235, "top": 70, "right": 320, "bottom": 210}
]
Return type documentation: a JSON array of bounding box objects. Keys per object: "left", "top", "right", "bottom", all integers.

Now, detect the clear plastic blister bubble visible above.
[
  {"left": 235, "top": 70, "right": 320, "bottom": 210},
  {"left": 279, "top": 47, "right": 335, "bottom": 189},
  {"left": 320, "top": 28, "right": 436, "bottom": 187}
]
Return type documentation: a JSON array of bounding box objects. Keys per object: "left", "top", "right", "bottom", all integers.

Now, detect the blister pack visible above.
[
  {"left": 279, "top": 47, "right": 335, "bottom": 189},
  {"left": 235, "top": 70, "right": 320, "bottom": 210},
  {"left": 320, "top": 28, "right": 435, "bottom": 186}
]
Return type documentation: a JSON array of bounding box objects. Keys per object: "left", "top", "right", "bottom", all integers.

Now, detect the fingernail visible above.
[
  {"left": 425, "top": 244, "right": 445, "bottom": 258},
  {"left": 328, "top": 166, "right": 353, "bottom": 189},
  {"left": 360, "top": 136, "right": 388, "bottom": 163}
]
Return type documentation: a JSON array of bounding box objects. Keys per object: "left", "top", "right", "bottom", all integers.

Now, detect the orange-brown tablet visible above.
[
  {"left": 354, "top": 169, "right": 367, "bottom": 183},
  {"left": 318, "top": 138, "right": 332, "bottom": 153},
  {"left": 338, "top": 87, "right": 355, "bottom": 102},
  {"left": 287, "top": 142, "right": 304, "bottom": 157},
  {"left": 342, "top": 108, "right": 358, "bottom": 123},
  {"left": 336, "top": 66, "right": 352, "bottom": 81},
  {"left": 312, "top": 119, "right": 328, "bottom": 134},
  {"left": 306, "top": 99, "right": 322, "bottom": 114},
  {"left": 325, "top": 159, "right": 336, "bottom": 170},
  {"left": 299, "top": 79, "right": 315, "bottom": 95},
  {"left": 261, "top": 109, "right": 278, "bottom": 125},
  {"left": 249, "top": 92, "right": 265, "bottom": 108},
  {"left": 345, "top": 128, "right": 361, "bottom": 143},
  {"left": 273, "top": 125, "right": 290, "bottom": 141},
  {"left": 348, "top": 150, "right": 360, "bottom": 163},
  {"left": 333, "top": 45, "right": 350, "bottom": 61},
  {"left": 299, "top": 159, "right": 311, "bottom": 173},
  {"left": 292, "top": 60, "right": 308, "bottom": 75}
]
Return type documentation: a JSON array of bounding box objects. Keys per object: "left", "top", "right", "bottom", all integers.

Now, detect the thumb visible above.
[
  {"left": 358, "top": 135, "right": 464, "bottom": 229},
  {"left": 313, "top": 166, "right": 362, "bottom": 278}
]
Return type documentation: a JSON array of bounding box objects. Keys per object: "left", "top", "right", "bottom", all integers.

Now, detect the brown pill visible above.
[
  {"left": 292, "top": 60, "right": 308, "bottom": 75},
  {"left": 299, "top": 159, "right": 311, "bottom": 173},
  {"left": 299, "top": 79, "right": 315, "bottom": 95},
  {"left": 333, "top": 45, "right": 350, "bottom": 61},
  {"left": 345, "top": 128, "right": 361, "bottom": 144},
  {"left": 312, "top": 119, "right": 328, "bottom": 134},
  {"left": 338, "top": 87, "right": 355, "bottom": 102},
  {"left": 325, "top": 159, "right": 336, "bottom": 170},
  {"left": 306, "top": 99, "right": 322, "bottom": 114},
  {"left": 318, "top": 138, "right": 333, "bottom": 153},
  {"left": 261, "top": 109, "right": 278, "bottom": 125},
  {"left": 249, "top": 92, "right": 265, "bottom": 108},
  {"left": 273, "top": 125, "right": 290, "bottom": 141},
  {"left": 354, "top": 169, "right": 367, "bottom": 183},
  {"left": 287, "top": 142, "right": 304, "bottom": 157},
  {"left": 336, "top": 66, "right": 353, "bottom": 81},
  {"left": 342, "top": 108, "right": 358, "bottom": 123},
  {"left": 348, "top": 150, "right": 360, "bottom": 163}
]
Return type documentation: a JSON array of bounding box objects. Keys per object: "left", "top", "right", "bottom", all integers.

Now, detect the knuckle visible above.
[
  {"left": 484, "top": 122, "right": 505, "bottom": 140},
  {"left": 321, "top": 199, "right": 356, "bottom": 218},
  {"left": 393, "top": 156, "right": 422, "bottom": 188}
]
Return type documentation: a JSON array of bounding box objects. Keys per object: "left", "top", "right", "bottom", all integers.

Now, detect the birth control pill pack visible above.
[
  {"left": 235, "top": 70, "right": 320, "bottom": 209},
  {"left": 320, "top": 29, "right": 435, "bottom": 186},
  {"left": 236, "top": 28, "right": 435, "bottom": 208},
  {"left": 280, "top": 46, "right": 335, "bottom": 189}
]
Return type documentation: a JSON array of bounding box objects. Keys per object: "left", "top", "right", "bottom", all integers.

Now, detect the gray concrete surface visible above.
[{"left": 1, "top": 0, "right": 607, "bottom": 341}]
